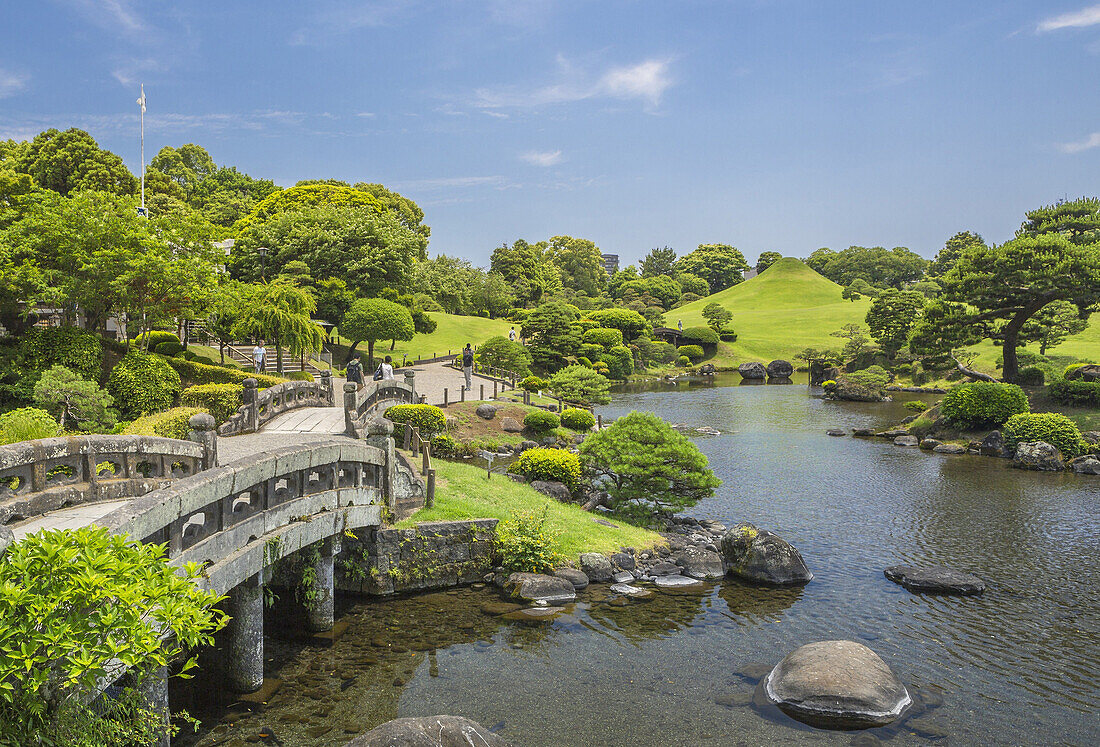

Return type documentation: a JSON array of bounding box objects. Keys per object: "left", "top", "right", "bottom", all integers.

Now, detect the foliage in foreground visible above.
[
  {"left": 1002, "top": 412, "right": 1085, "bottom": 458},
  {"left": 383, "top": 403, "right": 447, "bottom": 439},
  {"left": 560, "top": 408, "right": 596, "bottom": 431},
  {"left": 0, "top": 527, "right": 226, "bottom": 744},
  {"left": 578, "top": 411, "right": 720, "bottom": 518},
  {"left": 495, "top": 506, "right": 563, "bottom": 574},
  {"left": 0, "top": 407, "right": 59, "bottom": 445},
  {"left": 33, "top": 366, "right": 116, "bottom": 432},
  {"left": 122, "top": 407, "right": 208, "bottom": 441}
]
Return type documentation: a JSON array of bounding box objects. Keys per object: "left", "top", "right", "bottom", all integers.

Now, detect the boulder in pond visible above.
[
  {"left": 1069, "top": 455, "right": 1100, "bottom": 475},
  {"left": 1012, "top": 441, "right": 1065, "bottom": 472},
  {"left": 475, "top": 403, "right": 498, "bottom": 420},
  {"left": 552, "top": 567, "right": 589, "bottom": 590},
  {"left": 530, "top": 480, "right": 572, "bottom": 502},
  {"left": 827, "top": 429, "right": 846, "bottom": 437},
  {"left": 0, "top": 526, "right": 12, "bottom": 558},
  {"left": 932, "top": 443, "right": 966, "bottom": 455},
  {"left": 503, "top": 572, "right": 576, "bottom": 604},
  {"left": 919, "top": 438, "right": 941, "bottom": 450},
  {"left": 579, "top": 552, "right": 614, "bottom": 582},
  {"left": 738, "top": 361, "right": 767, "bottom": 380},
  {"left": 980, "top": 430, "right": 1009, "bottom": 458},
  {"left": 767, "top": 359, "right": 794, "bottom": 379},
  {"left": 884, "top": 565, "right": 985, "bottom": 595},
  {"left": 699, "top": 363, "right": 717, "bottom": 375},
  {"left": 343, "top": 715, "right": 513, "bottom": 746},
  {"left": 675, "top": 546, "right": 725, "bottom": 579},
  {"left": 893, "top": 435, "right": 919, "bottom": 447},
  {"left": 720, "top": 523, "right": 812, "bottom": 586},
  {"left": 763, "top": 640, "right": 911, "bottom": 729},
  {"left": 610, "top": 582, "right": 653, "bottom": 598},
  {"left": 501, "top": 417, "right": 523, "bottom": 433}
]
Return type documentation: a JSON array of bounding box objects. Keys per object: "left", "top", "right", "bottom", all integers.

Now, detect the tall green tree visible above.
[
  {"left": 676, "top": 244, "right": 749, "bottom": 292},
  {"left": 640, "top": 246, "right": 677, "bottom": 278},
  {"left": 13, "top": 128, "right": 136, "bottom": 196},
  {"left": 354, "top": 182, "right": 430, "bottom": 259},
  {"left": 812, "top": 245, "right": 929, "bottom": 289},
  {"left": 1017, "top": 197, "right": 1100, "bottom": 246},
  {"left": 931, "top": 231, "right": 985, "bottom": 277},
  {"left": 235, "top": 280, "right": 326, "bottom": 373},
  {"left": 756, "top": 251, "right": 783, "bottom": 273},
  {"left": 702, "top": 302, "right": 733, "bottom": 334},
  {"left": 490, "top": 239, "right": 562, "bottom": 306},
  {"left": 340, "top": 297, "right": 414, "bottom": 368},
  {"left": 548, "top": 235, "right": 607, "bottom": 297},
  {"left": 865, "top": 289, "right": 926, "bottom": 359},
  {"left": 521, "top": 302, "right": 582, "bottom": 373},
  {"left": 33, "top": 365, "right": 116, "bottom": 432}
]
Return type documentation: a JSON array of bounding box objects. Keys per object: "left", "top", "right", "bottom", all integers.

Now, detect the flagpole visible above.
[{"left": 139, "top": 83, "right": 145, "bottom": 214}]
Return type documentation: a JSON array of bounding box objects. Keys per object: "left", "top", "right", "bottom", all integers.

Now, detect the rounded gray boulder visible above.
[
  {"left": 720, "top": 523, "right": 812, "bottom": 586},
  {"left": 503, "top": 572, "right": 576, "bottom": 604},
  {"left": 738, "top": 361, "right": 767, "bottom": 380},
  {"left": 766, "top": 359, "right": 794, "bottom": 379},
  {"left": 1012, "top": 441, "right": 1065, "bottom": 471},
  {"left": 475, "top": 403, "right": 498, "bottom": 420},
  {"left": 579, "top": 552, "right": 614, "bottom": 582},
  {"left": 344, "top": 715, "right": 513, "bottom": 746},
  {"left": 764, "top": 640, "right": 911, "bottom": 729}
]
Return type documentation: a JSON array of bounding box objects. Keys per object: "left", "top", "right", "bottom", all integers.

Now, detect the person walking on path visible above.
[
  {"left": 253, "top": 340, "right": 267, "bottom": 373},
  {"left": 381, "top": 355, "right": 395, "bottom": 380},
  {"left": 509, "top": 327, "right": 517, "bottom": 342},
  {"left": 346, "top": 357, "right": 363, "bottom": 388},
  {"left": 462, "top": 343, "right": 474, "bottom": 390},
  {"left": 677, "top": 319, "right": 683, "bottom": 332}
]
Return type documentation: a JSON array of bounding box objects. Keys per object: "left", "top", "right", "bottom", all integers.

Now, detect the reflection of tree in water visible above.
[
  {"left": 583, "top": 584, "right": 714, "bottom": 643},
  {"left": 717, "top": 580, "right": 803, "bottom": 627}
]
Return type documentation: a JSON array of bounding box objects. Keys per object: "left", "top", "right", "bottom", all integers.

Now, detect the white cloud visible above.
[
  {"left": 291, "top": 0, "right": 414, "bottom": 45},
  {"left": 1058, "top": 132, "right": 1100, "bottom": 153},
  {"left": 0, "top": 69, "right": 28, "bottom": 99},
  {"left": 1037, "top": 4, "right": 1100, "bottom": 32},
  {"left": 520, "top": 149, "right": 562, "bottom": 167},
  {"left": 473, "top": 56, "right": 674, "bottom": 112},
  {"left": 56, "top": 0, "right": 147, "bottom": 37}
]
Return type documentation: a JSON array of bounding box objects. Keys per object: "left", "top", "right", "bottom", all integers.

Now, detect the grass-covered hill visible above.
[
  {"left": 334, "top": 312, "right": 513, "bottom": 363},
  {"left": 671, "top": 257, "right": 871, "bottom": 363}
]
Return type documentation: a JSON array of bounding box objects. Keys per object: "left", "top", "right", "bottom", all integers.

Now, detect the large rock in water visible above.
[
  {"left": 764, "top": 641, "right": 911, "bottom": 729},
  {"left": 344, "top": 715, "right": 513, "bottom": 746},
  {"left": 766, "top": 359, "right": 794, "bottom": 379},
  {"left": 1012, "top": 441, "right": 1065, "bottom": 471},
  {"left": 720, "top": 523, "right": 812, "bottom": 586},
  {"left": 738, "top": 361, "right": 767, "bottom": 380},
  {"left": 579, "top": 552, "right": 614, "bottom": 582},
  {"left": 503, "top": 572, "right": 576, "bottom": 604},
  {"left": 980, "top": 430, "right": 1009, "bottom": 458},
  {"left": 1069, "top": 455, "right": 1100, "bottom": 475},
  {"left": 884, "top": 565, "right": 985, "bottom": 595},
  {"left": 675, "top": 546, "right": 725, "bottom": 579}
]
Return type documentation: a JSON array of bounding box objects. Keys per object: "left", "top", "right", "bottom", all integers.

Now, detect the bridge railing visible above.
[
  {"left": 0, "top": 434, "right": 209, "bottom": 527},
  {"left": 219, "top": 372, "right": 335, "bottom": 436},
  {"left": 344, "top": 373, "right": 419, "bottom": 436}
]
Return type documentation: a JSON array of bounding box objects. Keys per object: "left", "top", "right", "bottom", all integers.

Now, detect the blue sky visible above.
[{"left": 1, "top": 1, "right": 1099, "bottom": 267}]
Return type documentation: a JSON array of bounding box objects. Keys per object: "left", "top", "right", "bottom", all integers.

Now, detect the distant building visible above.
[
  {"left": 743, "top": 267, "right": 759, "bottom": 280},
  {"left": 601, "top": 253, "right": 619, "bottom": 276}
]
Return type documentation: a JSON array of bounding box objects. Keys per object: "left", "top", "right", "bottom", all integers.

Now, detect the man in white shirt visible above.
[
  {"left": 509, "top": 327, "right": 517, "bottom": 342},
  {"left": 253, "top": 341, "right": 267, "bottom": 373},
  {"left": 381, "top": 355, "right": 395, "bottom": 380}
]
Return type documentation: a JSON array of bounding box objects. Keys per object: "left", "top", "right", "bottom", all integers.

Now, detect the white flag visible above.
[{"left": 136, "top": 84, "right": 146, "bottom": 113}]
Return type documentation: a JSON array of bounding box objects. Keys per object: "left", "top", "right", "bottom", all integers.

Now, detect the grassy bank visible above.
[
  {"left": 333, "top": 312, "right": 511, "bottom": 363},
  {"left": 398, "top": 459, "right": 664, "bottom": 558}
]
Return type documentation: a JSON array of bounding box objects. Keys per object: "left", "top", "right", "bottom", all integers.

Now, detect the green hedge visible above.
[
  {"left": 0, "top": 407, "right": 59, "bottom": 445},
  {"left": 560, "top": 408, "right": 595, "bottom": 431},
  {"left": 719, "top": 330, "right": 738, "bottom": 342},
  {"left": 582, "top": 327, "right": 624, "bottom": 349},
  {"left": 19, "top": 327, "right": 103, "bottom": 382},
  {"left": 1016, "top": 366, "right": 1045, "bottom": 386},
  {"left": 181, "top": 383, "right": 243, "bottom": 423},
  {"left": 1049, "top": 377, "right": 1100, "bottom": 407},
  {"left": 940, "top": 382, "right": 1029, "bottom": 429},
  {"left": 132, "top": 331, "right": 179, "bottom": 351},
  {"left": 154, "top": 340, "right": 185, "bottom": 357},
  {"left": 677, "top": 355, "right": 691, "bottom": 367},
  {"left": 384, "top": 404, "right": 447, "bottom": 438},
  {"left": 677, "top": 344, "right": 705, "bottom": 362},
  {"left": 603, "top": 344, "right": 634, "bottom": 379},
  {"left": 679, "top": 326, "right": 719, "bottom": 345},
  {"left": 1003, "top": 412, "right": 1084, "bottom": 458},
  {"left": 108, "top": 351, "right": 182, "bottom": 419},
  {"left": 524, "top": 409, "right": 560, "bottom": 431},
  {"left": 508, "top": 447, "right": 581, "bottom": 489},
  {"left": 165, "top": 357, "right": 285, "bottom": 388},
  {"left": 579, "top": 343, "right": 606, "bottom": 361},
  {"left": 122, "top": 406, "right": 207, "bottom": 441}
]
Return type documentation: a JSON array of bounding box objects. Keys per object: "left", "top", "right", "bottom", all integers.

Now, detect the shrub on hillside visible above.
[
  {"left": 719, "top": 330, "right": 738, "bottom": 342},
  {"left": 181, "top": 383, "right": 243, "bottom": 423},
  {"left": 586, "top": 308, "right": 649, "bottom": 341},
  {"left": 108, "top": 351, "right": 182, "bottom": 418},
  {"left": 520, "top": 375, "right": 549, "bottom": 392},
  {"left": 560, "top": 408, "right": 596, "bottom": 432},
  {"left": 677, "top": 355, "right": 691, "bottom": 367},
  {"left": 603, "top": 344, "right": 634, "bottom": 379},
  {"left": 508, "top": 447, "right": 581, "bottom": 489},
  {"left": 548, "top": 365, "right": 611, "bottom": 405},
  {"left": 1048, "top": 377, "right": 1100, "bottom": 407},
  {"left": 523, "top": 409, "right": 561, "bottom": 431},
  {"left": 429, "top": 433, "right": 462, "bottom": 458},
  {"left": 940, "top": 382, "right": 1029, "bottom": 429},
  {"left": 19, "top": 327, "right": 103, "bottom": 382},
  {"left": 0, "top": 407, "right": 59, "bottom": 444},
  {"left": 165, "top": 357, "right": 285, "bottom": 388},
  {"left": 384, "top": 403, "right": 447, "bottom": 439},
  {"left": 679, "top": 326, "right": 719, "bottom": 345},
  {"left": 1003, "top": 412, "right": 1084, "bottom": 458},
  {"left": 677, "top": 344, "right": 705, "bottom": 362},
  {"left": 1016, "top": 366, "right": 1045, "bottom": 386},
  {"left": 153, "top": 340, "right": 185, "bottom": 357},
  {"left": 122, "top": 406, "right": 207, "bottom": 440},
  {"left": 496, "top": 506, "right": 563, "bottom": 574},
  {"left": 582, "top": 327, "right": 624, "bottom": 349},
  {"left": 132, "top": 330, "right": 179, "bottom": 351}
]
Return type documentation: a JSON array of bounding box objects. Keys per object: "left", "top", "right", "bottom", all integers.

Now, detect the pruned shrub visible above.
[
  {"left": 679, "top": 326, "right": 719, "bottom": 345},
  {"left": 153, "top": 340, "right": 185, "bottom": 357},
  {"left": 635, "top": 338, "right": 678, "bottom": 365},
  {"left": 582, "top": 327, "right": 624, "bottom": 349},
  {"left": 1049, "top": 377, "right": 1100, "bottom": 407},
  {"left": 496, "top": 506, "right": 563, "bottom": 574},
  {"left": 1016, "top": 366, "right": 1045, "bottom": 386},
  {"left": 122, "top": 406, "right": 207, "bottom": 440},
  {"left": 0, "top": 407, "right": 59, "bottom": 444},
  {"left": 181, "top": 383, "right": 243, "bottom": 423},
  {"left": 384, "top": 403, "right": 447, "bottom": 439},
  {"left": 429, "top": 433, "right": 462, "bottom": 458},
  {"left": 677, "top": 344, "right": 705, "bottom": 362},
  {"left": 586, "top": 308, "right": 649, "bottom": 340},
  {"left": 719, "top": 330, "right": 738, "bottom": 342},
  {"left": 603, "top": 344, "right": 634, "bottom": 379},
  {"left": 165, "top": 357, "right": 285, "bottom": 388},
  {"left": 107, "top": 351, "right": 182, "bottom": 419},
  {"left": 548, "top": 365, "right": 611, "bottom": 405},
  {"left": 285, "top": 371, "right": 316, "bottom": 381},
  {"left": 520, "top": 375, "right": 548, "bottom": 393},
  {"left": 19, "top": 326, "right": 103, "bottom": 382},
  {"left": 523, "top": 409, "right": 560, "bottom": 431},
  {"left": 941, "top": 382, "right": 1030, "bottom": 429},
  {"left": 578, "top": 343, "right": 605, "bottom": 361},
  {"left": 903, "top": 400, "right": 928, "bottom": 413},
  {"left": 560, "top": 407, "right": 596, "bottom": 432},
  {"left": 132, "top": 330, "right": 179, "bottom": 351},
  {"left": 508, "top": 447, "right": 581, "bottom": 489},
  {"left": 1003, "top": 412, "right": 1085, "bottom": 458},
  {"left": 677, "top": 355, "right": 691, "bottom": 367}
]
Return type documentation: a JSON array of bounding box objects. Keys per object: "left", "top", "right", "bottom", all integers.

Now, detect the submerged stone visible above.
[
  {"left": 609, "top": 583, "right": 653, "bottom": 598},
  {"left": 884, "top": 565, "right": 985, "bottom": 595},
  {"left": 503, "top": 573, "right": 576, "bottom": 604},
  {"left": 344, "top": 715, "right": 513, "bottom": 746},
  {"left": 653, "top": 574, "right": 704, "bottom": 589}
]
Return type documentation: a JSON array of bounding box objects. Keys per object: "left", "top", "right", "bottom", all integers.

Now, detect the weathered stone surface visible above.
[
  {"left": 579, "top": 552, "right": 614, "bottom": 582},
  {"left": 648, "top": 560, "right": 681, "bottom": 577},
  {"left": 827, "top": 429, "right": 846, "bottom": 437},
  {"left": 831, "top": 377, "right": 888, "bottom": 402},
  {"left": 552, "top": 567, "right": 589, "bottom": 590},
  {"left": 932, "top": 443, "right": 966, "bottom": 455},
  {"left": 517, "top": 440, "right": 538, "bottom": 452},
  {"left": 894, "top": 435, "right": 919, "bottom": 447},
  {"left": 344, "top": 715, "right": 512, "bottom": 746},
  {"left": 530, "top": 480, "right": 571, "bottom": 502},
  {"left": 764, "top": 640, "right": 911, "bottom": 729},
  {"left": 980, "top": 430, "right": 1009, "bottom": 458},
  {"left": 501, "top": 417, "right": 523, "bottom": 433},
  {"left": 1012, "top": 441, "right": 1065, "bottom": 472},
  {"left": 611, "top": 571, "right": 634, "bottom": 583},
  {"left": 766, "top": 359, "right": 794, "bottom": 379},
  {"left": 884, "top": 565, "right": 985, "bottom": 595},
  {"left": 721, "top": 523, "right": 812, "bottom": 586},
  {"left": 698, "top": 363, "right": 717, "bottom": 375},
  {"left": 654, "top": 574, "right": 705, "bottom": 589},
  {"left": 610, "top": 551, "right": 636, "bottom": 571},
  {"left": 1066, "top": 363, "right": 1100, "bottom": 382},
  {"left": 503, "top": 572, "right": 576, "bottom": 604},
  {"left": 738, "top": 361, "right": 767, "bottom": 380},
  {"left": 0, "top": 526, "right": 13, "bottom": 558},
  {"left": 852, "top": 428, "right": 876, "bottom": 437},
  {"left": 610, "top": 583, "right": 653, "bottom": 598},
  {"left": 675, "top": 546, "right": 725, "bottom": 579},
  {"left": 475, "top": 404, "right": 498, "bottom": 420},
  {"left": 503, "top": 606, "right": 566, "bottom": 621},
  {"left": 1069, "top": 455, "right": 1100, "bottom": 475},
  {"left": 919, "top": 438, "right": 941, "bottom": 450}
]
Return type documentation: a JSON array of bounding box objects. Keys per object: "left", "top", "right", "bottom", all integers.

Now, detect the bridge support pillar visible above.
[
  {"left": 187, "top": 412, "right": 218, "bottom": 469},
  {"left": 305, "top": 537, "right": 340, "bottom": 632},
  {"left": 226, "top": 573, "right": 264, "bottom": 693}
]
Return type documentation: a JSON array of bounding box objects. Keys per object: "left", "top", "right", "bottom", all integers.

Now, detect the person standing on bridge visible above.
[
  {"left": 346, "top": 356, "right": 363, "bottom": 388},
  {"left": 462, "top": 343, "right": 474, "bottom": 391},
  {"left": 381, "top": 355, "right": 395, "bottom": 380},
  {"left": 253, "top": 340, "right": 267, "bottom": 373}
]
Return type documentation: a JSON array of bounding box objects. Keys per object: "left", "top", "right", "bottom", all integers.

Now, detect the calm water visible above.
[{"left": 184, "top": 376, "right": 1100, "bottom": 746}]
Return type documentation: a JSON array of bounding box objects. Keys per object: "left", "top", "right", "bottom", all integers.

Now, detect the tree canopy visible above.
[
  {"left": 548, "top": 235, "right": 607, "bottom": 298},
  {"left": 11, "top": 128, "right": 136, "bottom": 196},
  {"left": 930, "top": 231, "right": 985, "bottom": 277},
  {"left": 490, "top": 239, "right": 562, "bottom": 306},
  {"left": 640, "top": 246, "right": 677, "bottom": 278},
  {"left": 865, "top": 289, "right": 926, "bottom": 359},
  {"left": 676, "top": 244, "right": 749, "bottom": 292},
  {"left": 340, "top": 297, "right": 414, "bottom": 367},
  {"left": 808, "top": 245, "right": 929, "bottom": 289}
]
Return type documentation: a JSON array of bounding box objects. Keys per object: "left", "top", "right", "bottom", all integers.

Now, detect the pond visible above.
[{"left": 181, "top": 375, "right": 1099, "bottom": 746}]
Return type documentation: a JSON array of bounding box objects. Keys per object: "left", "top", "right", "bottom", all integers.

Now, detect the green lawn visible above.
[
  {"left": 333, "top": 312, "right": 512, "bottom": 363},
  {"left": 398, "top": 459, "right": 665, "bottom": 558}
]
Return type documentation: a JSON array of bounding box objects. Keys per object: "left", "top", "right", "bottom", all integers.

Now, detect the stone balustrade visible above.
[
  {"left": 219, "top": 371, "right": 335, "bottom": 436},
  {"left": 344, "top": 371, "right": 419, "bottom": 437}
]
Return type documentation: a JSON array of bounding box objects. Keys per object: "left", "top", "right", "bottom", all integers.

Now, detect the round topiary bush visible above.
[
  {"left": 677, "top": 355, "right": 691, "bottom": 367},
  {"left": 180, "top": 383, "right": 243, "bottom": 423},
  {"left": 508, "top": 447, "right": 581, "bottom": 489},
  {"left": 19, "top": 327, "right": 103, "bottom": 382},
  {"left": 679, "top": 326, "right": 719, "bottom": 345},
  {"left": 582, "top": 327, "right": 624, "bottom": 349},
  {"left": 0, "top": 407, "right": 60, "bottom": 444},
  {"left": 1016, "top": 366, "right": 1045, "bottom": 386},
  {"left": 383, "top": 404, "right": 447, "bottom": 439},
  {"left": 677, "top": 344, "right": 705, "bottom": 362},
  {"left": 108, "top": 351, "right": 182, "bottom": 419},
  {"left": 560, "top": 408, "right": 596, "bottom": 432},
  {"left": 520, "top": 375, "right": 548, "bottom": 393},
  {"left": 941, "top": 382, "right": 1030, "bottom": 429},
  {"left": 603, "top": 344, "right": 634, "bottom": 380},
  {"left": 1003, "top": 412, "right": 1084, "bottom": 458},
  {"left": 523, "top": 409, "right": 561, "bottom": 431},
  {"left": 548, "top": 365, "right": 611, "bottom": 405},
  {"left": 154, "top": 340, "right": 185, "bottom": 357},
  {"left": 578, "top": 343, "right": 605, "bottom": 361},
  {"left": 132, "top": 330, "right": 179, "bottom": 351}
]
